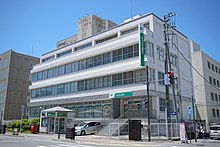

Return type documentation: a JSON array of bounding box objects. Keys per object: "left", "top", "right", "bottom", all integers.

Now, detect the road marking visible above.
[{"left": 1, "top": 141, "right": 13, "bottom": 143}]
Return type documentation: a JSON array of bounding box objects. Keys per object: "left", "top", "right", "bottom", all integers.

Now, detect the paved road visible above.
[{"left": 0, "top": 134, "right": 220, "bottom": 147}]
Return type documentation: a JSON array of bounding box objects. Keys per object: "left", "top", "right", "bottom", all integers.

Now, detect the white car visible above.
[
  {"left": 210, "top": 125, "right": 220, "bottom": 139},
  {"left": 75, "top": 121, "right": 102, "bottom": 135}
]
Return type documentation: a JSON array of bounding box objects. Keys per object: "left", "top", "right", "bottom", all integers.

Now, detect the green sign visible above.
[
  {"left": 109, "top": 92, "right": 132, "bottom": 98},
  {"left": 139, "top": 25, "right": 145, "bottom": 67},
  {"left": 57, "top": 112, "right": 67, "bottom": 117},
  {"left": 47, "top": 112, "right": 55, "bottom": 117}
]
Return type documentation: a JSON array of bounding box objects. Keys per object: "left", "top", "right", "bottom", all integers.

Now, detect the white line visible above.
[{"left": 1, "top": 141, "right": 13, "bottom": 143}]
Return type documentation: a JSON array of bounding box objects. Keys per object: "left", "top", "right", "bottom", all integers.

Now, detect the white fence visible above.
[{"left": 108, "top": 122, "right": 180, "bottom": 140}]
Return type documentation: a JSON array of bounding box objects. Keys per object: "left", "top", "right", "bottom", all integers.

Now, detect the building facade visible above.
[
  {"left": 191, "top": 41, "right": 220, "bottom": 129},
  {"left": 0, "top": 50, "right": 39, "bottom": 124},
  {"left": 29, "top": 13, "right": 194, "bottom": 131}
]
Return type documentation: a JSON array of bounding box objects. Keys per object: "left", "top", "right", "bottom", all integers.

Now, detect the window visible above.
[
  {"left": 211, "top": 92, "right": 214, "bottom": 101},
  {"left": 217, "top": 80, "right": 220, "bottom": 87},
  {"left": 65, "top": 63, "right": 72, "bottom": 74},
  {"left": 121, "top": 26, "right": 138, "bottom": 35},
  {"left": 215, "top": 94, "right": 218, "bottom": 101},
  {"left": 57, "top": 84, "right": 64, "bottom": 94},
  {"left": 144, "top": 23, "right": 150, "bottom": 30},
  {"left": 72, "top": 62, "right": 78, "bottom": 72},
  {"left": 102, "top": 75, "right": 111, "bottom": 88},
  {"left": 64, "top": 83, "right": 71, "bottom": 94},
  {"left": 213, "top": 78, "right": 216, "bottom": 86},
  {"left": 217, "top": 109, "right": 219, "bottom": 117},
  {"left": 209, "top": 77, "right": 212, "bottom": 85},
  {"left": 58, "top": 66, "right": 65, "bottom": 75},
  {"left": 112, "top": 49, "right": 123, "bottom": 62},
  {"left": 94, "top": 77, "right": 102, "bottom": 89},
  {"left": 158, "top": 71, "right": 165, "bottom": 85},
  {"left": 96, "top": 34, "right": 117, "bottom": 44},
  {"left": 215, "top": 66, "right": 218, "bottom": 73},
  {"left": 103, "top": 52, "right": 111, "bottom": 64},
  {"left": 123, "top": 71, "right": 133, "bottom": 84},
  {"left": 47, "top": 69, "right": 53, "bottom": 78},
  {"left": 57, "top": 49, "right": 72, "bottom": 57},
  {"left": 94, "top": 54, "right": 102, "bottom": 66},
  {"left": 159, "top": 98, "right": 166, "bottom": 112},
  {"left": 86, "top": 57, "right": 94, "bottom": 68},
  {"left": 52, "top": 85, "right": 58, "bottom": 95},
  {"left": 149, "top": 68, "right": 155, "bottom": 82},
  {"left": 212, "top": 64, "right": 214, "bottom": 71},
  {"left": 170, "top": 54, "right": 177, "bottom": 67},
  {"left": 77, "top": 81, "right": 85, "bottom": 91},
  {"left": 145, "top": 41, "right": 154, "bottom": 57},
  {"left": 212, "top": 109, "right": 216, "bottom": 117},
  {"left": 133, "top": 44, "right": 139, "bottom": 57},
  {"left": 112, "top": 73, "right": 122, "bottom": 86},
  {"left": 134, "top": 69, "right": 146, "bottom": 83},
  {"left": 78, "top": 59, "right": 86, "bottom": 70},
  {"left": 157, "top": 46, "right": 164, "bottom": 61},
  {"left": 85, "top": 79, "right": 94, "bottom": 90},
  {"left": 208, "top": 61, "right": 211, "bottom": 69},
  {"left": 74, "top": 42, "right": 92, "bottom": 51},
  {"left": 123, "top": 45, "right": 133, "bottom": 59},
  {"left": 46, "top": 87, "right": 52, "bottom": 96}
]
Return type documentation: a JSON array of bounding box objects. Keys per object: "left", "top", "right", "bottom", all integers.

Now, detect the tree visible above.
[{"left": 30, "top": 118, "right": 40, "bottom": 125}]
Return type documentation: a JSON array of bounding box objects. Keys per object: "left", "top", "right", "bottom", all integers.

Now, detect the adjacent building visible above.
[
  {"left": 29, "top": 13, "right": 194, "bottom": 133},
  {"left": 0, "top": 50, "right": 39, "bottom": 124},
  {"left": 191, "top": 41, "right": 220, "bottom": 130}
]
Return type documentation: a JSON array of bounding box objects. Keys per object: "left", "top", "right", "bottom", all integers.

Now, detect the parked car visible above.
[
  {"left": 210, "top": 125, "right": 220, "bottom": 139},
  {"left": 75, "top": 121, "right": 102, "bottom": 135}
]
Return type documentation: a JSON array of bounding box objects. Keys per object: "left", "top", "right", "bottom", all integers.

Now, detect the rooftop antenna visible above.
[
  {"left": 32, "top": 45, "right": 33, "bottom": 56},
  {"left": 130, "top": 0, "right": 133, "bottom": 19}
]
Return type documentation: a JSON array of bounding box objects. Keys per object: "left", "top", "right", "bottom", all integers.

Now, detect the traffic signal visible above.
[
  {"left": 137, "top": 103, "right": 142, "bottom": 110},
  {"left": 168, "top": 71, "right": 174, "bottom": 84},
  {"left": 143, "top": 101, "right": 149, "bottom": 108}
]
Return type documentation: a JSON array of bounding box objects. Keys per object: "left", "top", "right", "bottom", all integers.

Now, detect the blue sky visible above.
[{"left": 0, "top": 0, "right": 219, "bottom": 62}]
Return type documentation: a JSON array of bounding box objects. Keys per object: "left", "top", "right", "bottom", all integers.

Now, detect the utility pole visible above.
[
  {"left": 164, "top": 14, "right": 171, "bottom": 140},
  {"left": 192, "top": 95, "right": 197, "bottom": 142},
  {"left": 163, "top": 12, "right": 177, "bottom": 140},
  {"left": 20, "top": 105, "right": 25, "bottom": 135},
  {"left": 146, "top": 65, "right": 151, "bottom": 142}
]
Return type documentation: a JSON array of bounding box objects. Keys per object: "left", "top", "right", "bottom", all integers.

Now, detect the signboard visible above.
[
  {"left": 47, "top": 112, "right": 55, "bottom": 117},
  {"left": 57, "top": 112, "right": 67, "bottom": 117},
  {"left": 139, "top": 24, "right": 145, "bottom": 67},
  {"left": 170, "top": 112, "right": 176, "bottom": 115},
  {"left": 180, "top": 123, "right": 187, "bottom": 143},
  {"left": 187, "top": 106, "right": 192, "bottom": 115},
  {"left": 109, "top": 92, "right": 132, "bottom": 98}
]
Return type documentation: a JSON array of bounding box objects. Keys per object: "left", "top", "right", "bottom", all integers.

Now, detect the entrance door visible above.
[
  {"left": 48, "top": 118, "right": 54, "bottom": 133},
  {"left": 59, "top": 118, "right": 65, "bottom": 133}
]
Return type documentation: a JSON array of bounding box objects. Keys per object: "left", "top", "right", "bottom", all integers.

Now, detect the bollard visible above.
[
  {"left": 58, "top": 133, "right": 60, "bottom": 139},
  {"left": 71, "top": 128, "right": 75, "bottom": 140}
]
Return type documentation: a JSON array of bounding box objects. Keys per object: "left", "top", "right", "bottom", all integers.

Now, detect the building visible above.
[
  {"left": 0, "top": 50, "right": 39, "bottom": 124},
  {"left": 29, "top": 13, "right": 194, "bottom": 133},
  {"left": 191, "top": 41, "right": 220, "bottom": 130}
]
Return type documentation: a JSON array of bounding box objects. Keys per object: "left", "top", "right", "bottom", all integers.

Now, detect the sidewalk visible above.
[{"left": 2, "top": 132, "right": 220, "bottom": 147}]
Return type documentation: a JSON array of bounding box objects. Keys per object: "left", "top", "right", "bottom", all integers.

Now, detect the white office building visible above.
[
  {"left": 29, "top": 13, "right": 194, "bottom": 133},
  {"left": 191, "top": 41, "right": 220, "bottom": 130}
]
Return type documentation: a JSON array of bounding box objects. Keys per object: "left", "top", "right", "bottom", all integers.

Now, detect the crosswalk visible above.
[{"left": 36, "top": 144, "right": 94, "bottom": 147}]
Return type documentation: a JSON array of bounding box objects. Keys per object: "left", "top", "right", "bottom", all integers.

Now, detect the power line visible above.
[{"left": 173, "top": 43, "right": 220, "bottom": 92}]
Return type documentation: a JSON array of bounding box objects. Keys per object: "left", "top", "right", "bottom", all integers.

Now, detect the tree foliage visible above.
[{"left": 6, "top": 117, "right": 40, "bottom": 132}]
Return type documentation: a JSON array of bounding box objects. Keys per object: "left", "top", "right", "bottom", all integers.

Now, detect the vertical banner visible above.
[
  {"left": 139, "top": 24, "right": 145, "bottom": 67},
  {"left": 180, "top": 123, "right": 187, "bottom": 143}
]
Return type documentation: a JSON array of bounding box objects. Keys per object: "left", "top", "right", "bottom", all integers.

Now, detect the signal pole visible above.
[{"left": 163, "top": 12, "right": 177, "bottom": 140}]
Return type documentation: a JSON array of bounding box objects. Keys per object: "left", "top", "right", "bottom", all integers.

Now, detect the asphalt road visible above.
[{"left": 0, "top": 134, "right": 220, "bottom": 147}]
